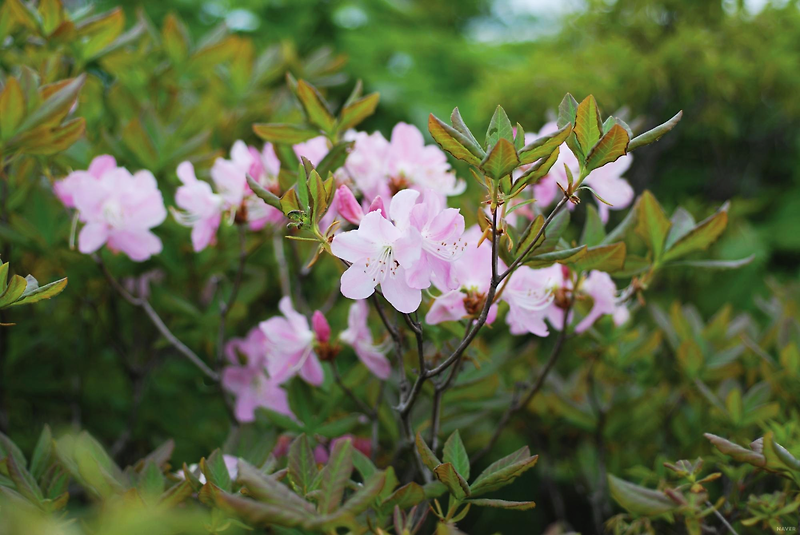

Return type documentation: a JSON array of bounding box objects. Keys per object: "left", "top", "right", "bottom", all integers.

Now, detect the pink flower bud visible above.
[
  {"left": 367, "top": 196, "right": 387, "bottom": 218},
  {"left": 312, "top": 310, "right": 331, "bottom": 343},
  {"left": 336, "top": 184, "right": 364, "bottom": 225}
]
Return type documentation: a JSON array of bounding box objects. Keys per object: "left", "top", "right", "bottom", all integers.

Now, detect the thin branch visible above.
[
  {"left": 706, "top": 501, "right": 740, "bottom": 535},
  {"left": 470, "top": 303, "right": 572, "bottom": 464},
  {"left": 273, "top": 231, "right": 292, "bottom": 299},
  {"left": 331, "top": 361, "right": 376, "bottom": 418},
  {"left": 95, "top": 256, "right": 219, "bottom": 382},
  {"left": 499, "top": 195, "right": 569, "bottom": 282}
]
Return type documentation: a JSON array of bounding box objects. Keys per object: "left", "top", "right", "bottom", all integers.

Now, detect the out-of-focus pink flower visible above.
[
  {"left": 339, "top": 300, "right": 391, "bottom": 379},
  {"left": 385, "top": 123, "right": 466, "bottom": 198},
  {"left": 222, "top": 327, "right": 293, "bottom": 423},
  {"left": 392, "top": 190, "right": 466, "bottom": 290},
  {"left": 312, "top": 310, "right": 331, "bottom": 344},
  {"left": 173, "top": 162, "right": 224, "bottom": 252},
  {"left": 529, "top": 121, "right": 634, "bottom": 222},
  {"left": 574, "top": 271, "right": 622, "bottom": 333},
  {"left": 425, "top": 226, "right": 499, "bottom": 325},
  {"left": 260, "top": 297, "right": 326, "bottom": 386},
  {"left": 122, "top": 269, "right": 164, "bottom": 300},
  {"left": 58, "top": 161, "right": 167, "bottom": 262},
  {"left": 54, "top": 155, "right": 117, "bottom": 208},
  {"left": 503, "top": 265, "right": 560, "bottom": 336},
  {"left": 229, "top": 140, "right": 284, "bottom": 230},
  {"left": 331, "top": 191, "right": 424, "bottom": 313},
  {"left": 294, "top": 136, "right": 330, "bottom": 166},
  {"left": 343, "top": 131, "right": 391, "bottom": 201}
]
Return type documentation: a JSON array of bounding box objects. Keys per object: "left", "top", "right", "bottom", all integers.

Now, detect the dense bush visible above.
[{"left": 2, "top": 1, "right": 800, "bottom": 534}]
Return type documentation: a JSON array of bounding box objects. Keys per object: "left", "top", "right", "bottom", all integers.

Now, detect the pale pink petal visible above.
[
  {"left": 336, "top": 184, "right": 364, "bottom": 225},
  {"left": 177, "top": 161, "right": 198, "bottom": 185},
  {"left": 190, "top": 215, "right": 221, "bottom": 252},
  {"left": 331, "top": 229, "right": 380, "bottom": 263},
  {"left": 300, "top": 353, "right": 325, "bottom": 386},
  {"left": 78, "top": 223, "right": 109, "bottom": 254},
  {"left": 389, "top": 189, "right": 420, "bottom": 229},
  {"left": 425, "top": 290, "right": 467, "bottom": 325},
  {"left": 355, "top": 343, "right": 391, "bottom": 380},
  {"left": 380, "top": 267, "right": 421, "bottom": 313},
  {"left": 107, "top": 230, "right": 162, "bottom": 261},
  {"left": 340, "top": 261, "right": 378, "bottom": 300}
]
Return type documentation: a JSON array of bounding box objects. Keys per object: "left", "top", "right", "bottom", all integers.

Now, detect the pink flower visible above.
[
  {"left": 222, "top": 327, "right": 293, "bottom": 423},
  {"left": 228, "top": 140, "right": 284, "bottom": 230},
  {"left": 173, "top": 162, "right": 224, "bottom": 252},
  {"left": 259, "top": 297, "right": 326, "bottom": 386},
  {"left": 503, "top": 265, "right": 559, "bottom": 336},
  {"left": 574, "top": 270, "right": 624, "bottom": 333},
  {"left": 330, "top": 191, "right": 424, "bottom": 313},
  {"left": 339, "top": 300, "right": 391, "bottom": 379},
  {"left": 393, "top": 190, "right": 466, "bottom": 290},
  {"left": 294, "top": 136, "right": 330, "bottom": 166},
  {"left": 425, "top": 226, "right": 499, "bottom": 325},
  {"left": 385, "top": 123, "right": 465, "bottom": 197},
  {"left": 54, "top": 155, "right": 117, "bottom": 208},
  {"left": 529, "top": 122, "right": 634, "bottom": 222},
  {"left": 342, "top": 131, "right": 391, "bottom": 201},
  {"left": 336, "top": 184, "right": 367, "bottom": 225},
  {"left": 59, "top": 162, "right": 167, "bottom": 262}
]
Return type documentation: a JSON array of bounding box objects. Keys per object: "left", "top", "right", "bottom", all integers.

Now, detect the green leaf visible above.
[
  {"left": 726, "top": 388, "right": 743, "bottom": 425},
  {"left": 602, "top": 198, "right": 639, "bottom": 245},
  {"left": 315, "top": 141, "right": 352, "bottom": 179},
  {"left": 380, "top": 481, "right": 425, "bottom": 511},
  {"left": 318, "top": 437, "right": 353, "bottom": 514},
  {"left": 15, "top": 75, "right": 84, "bottom": 134},
  {"left": 581, "top": 205, "right": 606, "bottom": 247},
  {"left": 253, "top": 123, "right": 321, "bottom": 144},
  {"left": 663, "top": 203, "right": 728, "bottom": 262},
  {"left": 309, "top": 170, "right": 328, "bottom": 223},
  {"left": 664, "top": 207, "right": 696, "bottom": 251},
  {"left": 337, "top": 92, "right": 379, "bottom": 132},
  {"left": 513, "top": 215, "right": 545, "bottom": 259},
  {"left": 212, "top": 486, "right": 311, "bottom": 528},
  {"left": 635, "top": 191, "right": 671, "bottom": 261},
  {"left": 514, "top": 122, "right": 525, "bottom": 152},
  {"left": 201, "top": 450, "right": 232, "bottom": 493},
  {"left": 567, "top": 243, "right": 626, "bottom": 273},
  {"left": 287, "top": 434, "right": 317, "bottom": 495},
  {"left": 415, "top": 432, "right": 441, "bottom": 472},
  {"left": 469, "top": 448, "right": 538, "bottom": 497},
  {"left": 29, "top": 425, "right": 52, "bottom": 481},
  {"left": 75, "top": 8, "right": 124, "bottom": 60},
  {"left": 428, "top": 113, "right": 482, "bottom": 166},
  {"left": 137, "top": 460, "right": 165, "bottom": 501},
  {"left": 159, "top": 480, "right": 193, "bottom": 508},
  {"left": 627, "top": 111, "right": 683, "bottom": 152},
  {"left": 0, "top": 275, "right": 27, "bottom": 309},
  {"left": 351, "top": 449, "right": 376, "bottom": 481},
  {"left": 485, "top": 105, "right": 514, "bottom": 148},
  {"left": 297, "top": 80, "right": 336, "bottom": 134},
  {"left": 6, "top": 455, "right": 44, "bottom": 507},
  {"left": 607, "top": 474, "right": 678, "bottom": 516},
  {"left": 433, "top": 463, "right": 470, "bottom": 499},
  {"left": 573, "top": 95, "right": 603, "bottom": 155},
  {"left": 10, "top": 277, "right": 67, "bottom": 307},
  {"left": 664, "top": 256, "right": 755, "bottom": 270},
  {"left": 557, "top": 93, "right": 579, "bottom": 129},
  {"left": 585, "top": 124, "right": 629, "bottom": 172},
  {"left": 340, "top": 471, "right": 386, "bottom": 516},
  {"left": 0, "top": 77, "right": 24, "bottom": 140},
  {"left": 246, "top": 174, "right": 282, "bottom": 211},
  {"left": 704, "top": 433, "right": 765, "bottom": 467},
  {"left": 525, "top": 245, "right": 587, "bottom": 269},
  {"left": 511, "top": 147, "right": 560, "bottom": 195},
  {"left": 480, "top": 138, "right": 519, "bottom": 181},
  {"left": 467, "top": 498, "right": 536, "bottom": 510},
  {"left": 161, "top": 14, "right": 190, "bottom": 64},
  {"left": 451, "top": 107, "right": 484, "bottom": 154},
  {"left": 442, "top": 431, "right": 470, "bottom": 481},
  {"left": 518, "top": 124, "right": 572, "bottom": 164},
  {"left": 236, "top": 460, "right": 316, "bottom": 514}
]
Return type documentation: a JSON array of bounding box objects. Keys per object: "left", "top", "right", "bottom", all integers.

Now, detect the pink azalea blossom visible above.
[
  {"left": 503, "top": 265, "right": 560, "bottom": 336},
  {"left": 58, "top": 161, "right": 167, "bottom": 262},
  {"left": 330, "top": 191, "right": 423, "bottom": 313},
  {"left": 173, "top": 161, "right": 224, "bottom": 252},
  {"left": 259, "top": 297, "right": 327, "bottom": 386},
  {"left": 392, "top": 190, "right": 466, "bottom": 291},
  {"left": 229, "top": 140, "right": 284, "bottom": 230},
  {"left": 294, "top": 136, "right": 330, "bottom": 166},
  {"left": 339, "top": 300, "right": 391, "bottom": 379},
  {"left": 342, "top": 125, "right": 465, "bottom": 203},
  {"left": 54, "top": 155, "right": 117, "bottom": 208},
  {"left": 425, "top": 226, "right": 500, "bottom": 325},
  {"left": 222, "top": 328, "right": 293, "bottom": 423},
  {"left": 528, "top": 122, "right": 634, "bottom": 222},
  {"left": 336, "top": 184, "right": 367, "bottom": 225}
]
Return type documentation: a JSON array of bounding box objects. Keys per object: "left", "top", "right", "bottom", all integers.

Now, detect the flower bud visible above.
[
  {"left": 312, "top": 310, "right": 331, "bottom": 343},
  {"left": 336, "top": 184, "right": 364, "bottom": 225},
  {"left": 367, "top": 196, "right": 387, "bottom": 218}
]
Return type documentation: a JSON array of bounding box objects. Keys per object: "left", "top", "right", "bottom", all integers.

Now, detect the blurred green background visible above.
[{"left": 3, "top": 0, "right": 800, "bottom": 532}]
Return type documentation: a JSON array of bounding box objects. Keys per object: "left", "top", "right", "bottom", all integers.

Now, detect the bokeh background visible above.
[{"left": 3, "top": 0, "right": 800, "bottom": 533}]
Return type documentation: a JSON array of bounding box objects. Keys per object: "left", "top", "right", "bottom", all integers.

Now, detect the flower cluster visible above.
[
  {"left": 55, "top": 155, "right": 167, "bottom": 261},
  {"left": 222, "top": 297, "right": 390, "bottom": 423}
]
